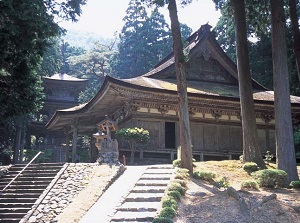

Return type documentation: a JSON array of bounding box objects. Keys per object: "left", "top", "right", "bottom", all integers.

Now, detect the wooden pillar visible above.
[
  {"left": 65, "top": 133, "right": 70, "bottom": 162},
  {"left": 71, "top": 126, "right": 78, "bottom": 162}
]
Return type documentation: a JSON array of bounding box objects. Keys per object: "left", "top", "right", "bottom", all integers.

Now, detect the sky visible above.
[{"left": 60, "top": 0, "right": 221, "bottom": 38}]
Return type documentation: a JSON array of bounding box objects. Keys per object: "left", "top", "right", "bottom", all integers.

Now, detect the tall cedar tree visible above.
[
  {"left": 113, "top": 0, "right": 172, "bottom": 78},
  {"left": 288, "top": 0, "right": 300, "bottom": 82},
  {"left": 232, "top": 0, "right": 265, "bottom": 167},
  {"left": 270, "top": 0, "right": 299, "bottom": 182}
]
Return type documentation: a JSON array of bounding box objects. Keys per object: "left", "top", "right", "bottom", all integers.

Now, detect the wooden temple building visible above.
[
  {"left": 46, "top": 24, "right": 300, "bottom": 162},
  {"left": 28, "top": 73, "right": 87, "bottom": 161}
]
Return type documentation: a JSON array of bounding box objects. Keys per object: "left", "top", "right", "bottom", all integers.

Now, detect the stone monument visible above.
[{"left": 93, "top": 117, "right": 119, "bottom": 164}]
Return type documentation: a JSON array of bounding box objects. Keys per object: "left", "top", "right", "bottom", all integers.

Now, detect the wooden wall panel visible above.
[
  {"left": 269, "top": 129, "right": 276, "bottom": 154},
  {"left": 136, "top": 120, "right": 160, "bottom": 148},
  {"left": 229, "top": 126, "right": 243, "bottom": 151},
  {"left": 218, "top": 125, "right": 230, "bottom": 151},
  {"left": 203, "top": 125, "right": 218, "bottom": 151},
  {"left": 191, "top": 123, "right": 204, "bottom": 151},
  {"left": 258, "top": 129, "right": 267, "bottom": 154}
]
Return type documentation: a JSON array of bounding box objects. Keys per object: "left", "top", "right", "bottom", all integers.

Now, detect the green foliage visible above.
[
  {"left": 115, "top": 127, "right": 150, "bottom": 143},
  {"left": 161, "top": 196, "right": 178, "bottom": 209},
  {"left": 213, "top": 177, "right": 230, "bottom": 189},
  {"left": 167, "top": 190, "right": 181, "bottom": 201},
  {"left": 294, "top": 128, "right": 300, "bottom": 157},
  {"left": 115, "top": 127, "right": 149, "bottom": 162},
  {"left": 193, "top": 171, "right": 216, "bottom": 181},
  {"left": 159, "top": 207, "right": 176, "bottom": 218},
  {"left": 252, "top": 169, "right": 288, "bottom": 188},
  {"left": 264, "top": 150, "right": 274, "bottom": 163},
  {"left": 241, "top": 180, "right": 259, "bottom": 190},
  {"left": 174, "top": 168, "right": 189, "bottom": 180},
  {"left": 242, "top": 162, "right": 258, "bottom": 174},
  {"left": 152, "top": 217, "right": 173, "bottom": 223},
  {"left": 167, "top": 182, "right": 186, "bottom": 195},
  {"left": 289, "top": 180, "right": 300, "bottom": 188},
  {"left": 172, "top": 179, "right": 187, "bottom": 187},
  {"left": 172, "top": 159, "right": 182, "bottom": 168},
  {"left": 0, "top": 0, "right": 86, "bottom": 123},
  {"left": 0, "top": 148, "right": 12, "bottom": 165}
]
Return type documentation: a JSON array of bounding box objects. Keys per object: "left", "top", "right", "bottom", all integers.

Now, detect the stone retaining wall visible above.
[{"left": 23, "top": 163, "right": 123, "bottom": 223}]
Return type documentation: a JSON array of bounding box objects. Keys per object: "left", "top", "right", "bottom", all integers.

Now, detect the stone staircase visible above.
[
  {"left": 0, "top": 163, "right": 64, "bottom": 223},
  {"left": 110, "top": 165, "right": 174, "bottom": 223}
]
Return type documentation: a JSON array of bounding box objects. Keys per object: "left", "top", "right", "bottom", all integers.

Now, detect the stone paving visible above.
[{"left": 80, "top": 164, "right": 174, "bottom": 223}]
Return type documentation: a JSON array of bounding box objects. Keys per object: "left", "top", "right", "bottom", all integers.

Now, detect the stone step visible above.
[
  {"left": 111, "top": 211, "right": 157, "bottom": 222},
  {"left": 139, "top": 174, "right": 171, "bottom": 180},
  {"left": 147, "top": 165, "right": 173, "bottom": 169},
  {"left": 136, "top": 180, "right": 170, "bottom": 186},
  {"left": 0, "top": 197, "right": 37, "bottom": 203},
  {"left": 130, "top": 186, "right": 166, "bottom": 193},
  {"left": 0, "top": 207, "right": 31, "bottom": 214},
  {"left": 110, "top": 221, "right": 152, "bottom": 223},
  {"left": 1, "top": 184, "right": 48, "bottom": 190},
  {"left": 0, "top": 193, "right": 41, "bottom": 198},
  {"left": 143, "top": 169, "right": 174, "bottom": 174},
  {"left": 125, "top": 193, "right": 164, "bottom": 202},
  {"left": 1, "top": 188, "right": 45, "bottom": 194},
  {"left": 117, "top": 201, "right": 161, "bottom": 212},
  {"left": 0, "top": 217, "right": 22, "bottom": 223},
  {"left": 0, "top": 180, "right": 51, "bottom": 186},
  {"left": 0, "top": 203, "right": 33, "bottom": 208},
  {"left": 0, "top": 212, "right": 27, "bottom": 218},
  {"left": 0, "top": 176, "right": 54, "bottom": 182}
]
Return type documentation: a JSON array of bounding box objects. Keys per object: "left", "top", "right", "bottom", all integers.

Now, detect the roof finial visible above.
[{"left": 195, "top": 23, "right": 212, "bottom": 42}]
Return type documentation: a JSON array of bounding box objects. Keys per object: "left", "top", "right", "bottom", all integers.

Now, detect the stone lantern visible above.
[{"left": 93, "top": 117, "right": 119, "bottom": 164}]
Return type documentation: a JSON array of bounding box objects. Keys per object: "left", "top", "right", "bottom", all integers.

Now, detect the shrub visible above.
[
  {"left": 193, "top": 171, "right": 216, "bottom": 182},
  {"left": 152, "top": 217, "right": 173, "bottom": 223},
  {"left": 168, "top": 182, "right": 186, "bottom": 195},
  {"left": 172, "top": 179, "right": 187, "bottom": 188},
  {"left": 213, "top": 177, "right": 230, "bottom": 189},
  {"left": 252, "top": 169, "right": 288, "bottom": 188},
  {"left": 289, "top": 180, "right": 300, "bottom": 188},
  {"left": 241, "top": 180, "right": 259, "bottom": 190},
  {"left": 159, "top": 207, "right": 176, "bottom": 218},
  {"left": 167, "top": 190, "right": 181, "bottom": 201},
  {"left": 161, "top": 196, "right": 177, "bottom": 209},
  {"left": 172, "top": 159, "right": 182, "bottom": 168},
  {"left": 242, "top": 162, "right": 258, "bottom": 174},
  {"left": 174, "top": 168, "right": 189, "bottom": 179},
  {"left": 264, "top": 150, "right": 274, "bottom": 163}
]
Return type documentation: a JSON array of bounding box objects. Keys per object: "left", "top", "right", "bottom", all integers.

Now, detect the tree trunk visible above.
[
  {"left": 288, "top": 0, "right": 300, "bottom": 83},
  {"left": 168, "top": 0, "right": 193, "bottom": 173},
  {"left": 13, "top": 124, "right": 22, "bottom": 164},
  {"left": 232, "top": 0, "right": 265, "bottom": 168},
  {"left": 270, "top": 0, "right": 299, "bottom": 182}
]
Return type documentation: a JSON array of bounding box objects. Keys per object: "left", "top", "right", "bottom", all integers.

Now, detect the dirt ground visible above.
[{"left": 174, "top": 161, "right": 300, "bottom": 223}]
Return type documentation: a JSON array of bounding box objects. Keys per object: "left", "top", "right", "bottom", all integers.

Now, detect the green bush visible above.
[
  {"left": 174, "top": 168, "right": 189, "bottom": 179},
  {"left": 242, "top": 162, "right": 258, "bottom": 174},
  {"left": 152, "top": 217, "right": 173, "bottom": 223},
  {"left": 193, "top": 171, "right": 216, "bottom": 181},
  {"left": 241, "top": 180, "right": 259, "bottom": 190},
  {"left": 161, "top": 196, "right": 177, "bottom": 209},
  {"left": 289, "top": 180, "right": 300, "bottom": 188},
  {"left": 167, "top": 190, "right": 181, "bottom": 201},
  {"left": 172, "top": 179, "right": 187, "bottom": 188},
  {"left": 172, "top": 159, "right": 182, "bottom": 168},
  {"left": 252, "top": 169, "right": 288, "bottom": 188},
  {"left": 213, "top": 177, "right": 230, "bottom": 189},
  {"left": 168, "top": 182, "right": 186, "bottom": 195},
  {"left": 159, "top": 207, "right": 176, "bottom": 218}
]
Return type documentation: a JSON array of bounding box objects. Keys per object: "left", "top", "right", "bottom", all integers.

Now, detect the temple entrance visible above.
[{"left": 165, "top": 122, "right": 175, "bottom": 148}]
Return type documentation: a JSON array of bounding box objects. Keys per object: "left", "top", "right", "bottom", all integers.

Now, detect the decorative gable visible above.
[{"left": 187, "top": 56, "right": 238, "bottom": 84}]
